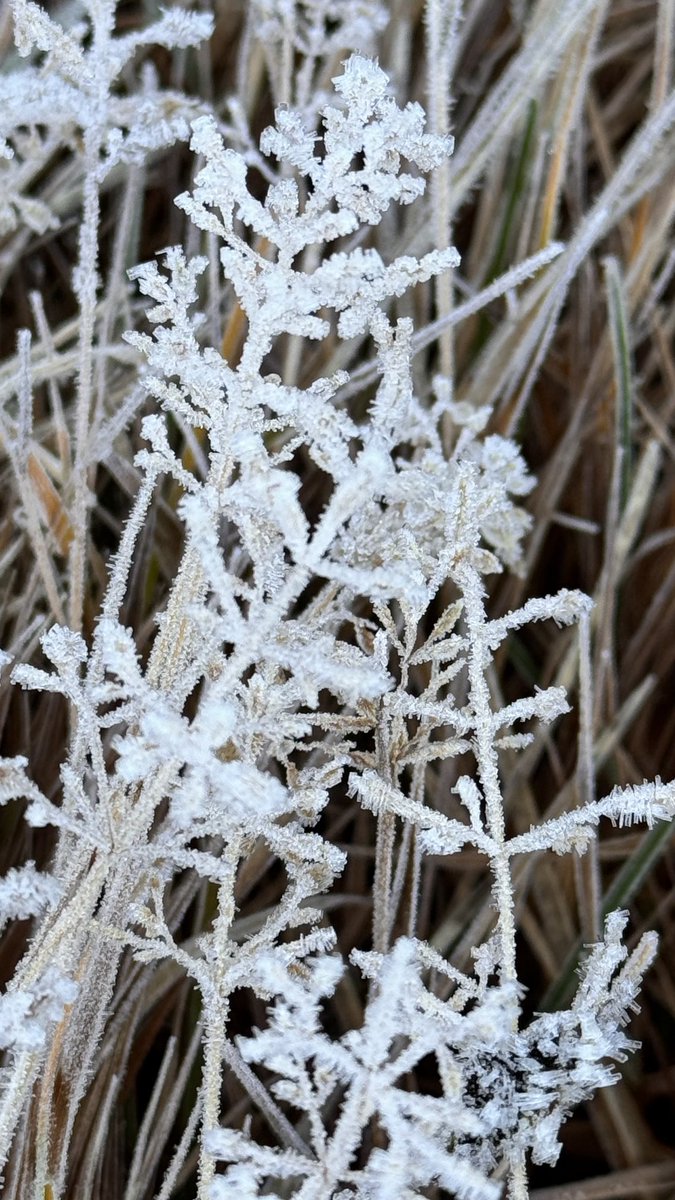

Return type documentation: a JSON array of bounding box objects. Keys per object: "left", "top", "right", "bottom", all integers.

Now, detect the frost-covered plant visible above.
[
  {"left": 1, "top": 2, "right": 674, "bottom": 1199},
  {"left": 3, "top": 0, "right": 213, "bottom": 632},
  {"left": 207, "top": 922, "right": 658, "bottom": 1199}
]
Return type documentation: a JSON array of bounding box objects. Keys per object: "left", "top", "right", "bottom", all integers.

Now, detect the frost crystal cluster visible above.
[{"left": 0, "top": 2, "right": 673, "bottom": 1199}]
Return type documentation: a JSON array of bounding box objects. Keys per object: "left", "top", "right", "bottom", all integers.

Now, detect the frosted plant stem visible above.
[
  {"left": 0, "top": 856, "right": 109, "bottom": 1174},
  {"left": 122, "top": 1030, "right": 176, "bottom": 1199},
  {"left": 11, "top": 333, "right": 66, "bottom": 624},
  {"left": 146, "top": 546, "right": 206, "bottom": 694},
  {"left": 69, "top": 144, "right": 102, "bottom": 634},
  {"left": 576, "top": 608, "right": 601, "bottom": 942},
  {"left": 457, "top": 560, "right": 518, "bottom": 986},
  {"left": 198, "top": 1004, "right": 226, "bottom": 1200},
  {"left": 144, "top": 455, "right": 235, "bottom": 697},
  {"left": 33, "top": 1005, "right": 68, "bottom": 1198},
  {"left": 155, "top": 1090, "right": 202, "bottom": 1200},
  {"left": 311, "top": 1076, "right": 375, "bottom": 1200},
  {"left": 222, "top": 1040, "right": 311, "bottom": 1156},
  {"left": 93, "top": 164, "right": 142, "bottom": 431},
  {"left": 372, "top": 809, "right": 395, "bottom": 955},
  {"left": 0, "top": 1049, "right": 41, "bottom": 1183},
  {"left": 98, "top": 473, "right": 158, "bottom": 630},
  {"left": 509, "top": 1154, "right": 529, "bottom": 1199},
  {"left": 11, "top": 855, "right": 108, "bottom": 993},
  {"left": 425, "top": 0, "right": 461, "bottom": 386},
  {"left": 372, "top": 709, "right": 395, "bottom": 954},
  {"left": 197, "top": 869, "right": 238, "bottom": 1199}
]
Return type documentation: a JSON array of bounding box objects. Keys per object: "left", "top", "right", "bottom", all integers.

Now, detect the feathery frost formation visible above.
[{"left": 0, "top": 2, "right": 673, "bottom": 1198}]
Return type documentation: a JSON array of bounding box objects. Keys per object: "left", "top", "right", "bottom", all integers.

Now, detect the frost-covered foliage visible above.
[
  {"left": 207, "top": 922, "right": 657, "bottom": 1199},
  {"left": 0, "top": 2, "right": 674, "bottom": 1199},
  {"left": 3, "top": 0, "right": 211, "bottom": 231}
]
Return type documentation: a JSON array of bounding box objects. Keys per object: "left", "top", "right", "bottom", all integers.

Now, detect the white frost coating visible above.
[{"left": 0, "top": 8, "right": 672, "bottom": 1199}]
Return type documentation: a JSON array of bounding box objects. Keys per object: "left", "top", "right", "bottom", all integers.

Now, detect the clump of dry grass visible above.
[{"left": 1, "top": 1, "right": 675, "bottom": 1198}]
